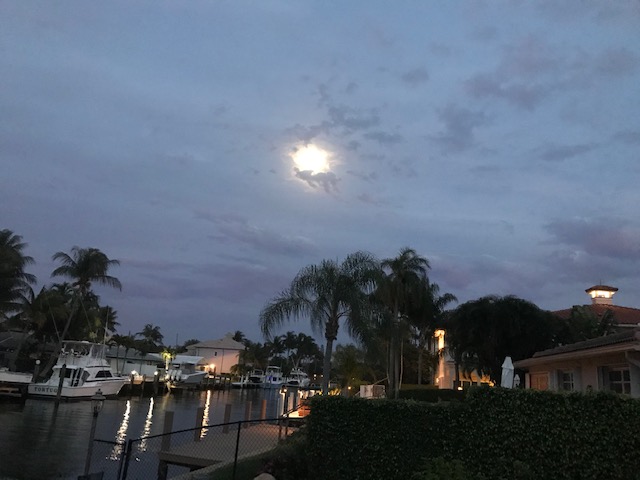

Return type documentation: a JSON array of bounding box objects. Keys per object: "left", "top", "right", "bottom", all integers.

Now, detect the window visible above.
[
  {"left": 95, "top": 370, "right": 113, "bottom": 378},
  {"left": 530, "top": 373, "right": 549, "bottom": 391},
  {"left": 608, "top": 368, "right": 631, "bottom": 394},
  {"left": 560, "top": 371, "right": 574, "bottom": 391}
]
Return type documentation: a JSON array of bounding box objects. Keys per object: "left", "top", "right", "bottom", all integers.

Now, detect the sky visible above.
[{"left": 2, "top": 1, "right": 639, "bottom": 347}]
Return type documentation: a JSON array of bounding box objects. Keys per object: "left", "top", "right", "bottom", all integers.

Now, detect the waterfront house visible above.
[
  {"left": 185, "top": 334, "right": 245, "bottom": 375},
  {"left": 515, "top": 285, "right": 640, "bottom": 397}
]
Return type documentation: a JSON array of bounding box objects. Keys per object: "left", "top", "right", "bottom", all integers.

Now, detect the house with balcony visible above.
[
  {"left": 185, "top": 334, "right": 245, "bottom": 375},
  {"left": 514, "top": 285, "right": 640, "bottom": 397}
]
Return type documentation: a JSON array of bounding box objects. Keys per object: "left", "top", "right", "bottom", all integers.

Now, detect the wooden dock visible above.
[{"left": 157, "top": 422, "right": 295, "bottom": 479}]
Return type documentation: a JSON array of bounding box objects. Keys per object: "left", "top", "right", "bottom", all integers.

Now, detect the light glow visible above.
[{"left": 292, "top": 145, "right": 330, "bottom": 174}]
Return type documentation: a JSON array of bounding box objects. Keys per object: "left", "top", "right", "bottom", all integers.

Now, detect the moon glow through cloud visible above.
[{"left": 292, "top": 145, "right": 330, "bottom": 174}]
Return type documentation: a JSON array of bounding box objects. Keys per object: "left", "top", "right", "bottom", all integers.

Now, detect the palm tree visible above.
[
  {"left": 110, "top": 333, "right": 137, "bottom": 374},
  {"left": 375, "top": 247, "right": 430, "bottom": 398},
  {"left": 136, "top": 323, "right": 164, "bottom": 351},
  {"left": 232, "top": 330, "right": 246, "bottom": 343},
  {"left": 0, "top": 229, "right": 36, "bottom": 321},
  {"left": 332, "top": 344, "right": 366, "bottom": 396},
  {"left": 39, "top": 246, "right": 121, "bottom": 377},
  {"left": 260, "top": 251, "right": 379, "bottom": 394},
  {"left": 408, "top": 279, "right": 457, "bottom": 385}
]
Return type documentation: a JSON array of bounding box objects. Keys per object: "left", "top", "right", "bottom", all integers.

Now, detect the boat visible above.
[
  {"left": 263, "top": 365, "right": 284, "bottom": 389},
  {"left": 246, "top": 369, "right": 265, "bottom": 388},
  {"left": 28, "top": 341, "right": 127, "bottom": 399},
  {"left": 231, "top": 374, "right": 249, "bottom": 388},
  {"left": 285, "top": 368, "right": 310, "bottom": 388},
  {"left": 0, "top": 368, "right": 32, "bottom": 399},
  {"left": 0, "top": 368, "right": 32, "bottom": 385},
  {"left": 165, "top": 355, "right": 207, "bottom": 390}
]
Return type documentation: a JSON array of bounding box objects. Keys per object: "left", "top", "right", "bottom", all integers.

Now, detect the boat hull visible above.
[{"left": 28, "top": 378, "right": 126, "bottom": 399}]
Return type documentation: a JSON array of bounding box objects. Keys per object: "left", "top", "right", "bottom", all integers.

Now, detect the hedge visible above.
[
  {"left": 399, "top": 387, "right": 466, "bottom": 403},
  {"left": 305, "top": 388, "right": 640, "bottom": 480}
]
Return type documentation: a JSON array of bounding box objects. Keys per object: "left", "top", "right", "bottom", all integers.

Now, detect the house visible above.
[
  {"left": 432, "top": 329, "right": 493, "bottom": 389},
  {"left": 514, "top": 285, "right": 640, "bottom": 397},
  {"left": 185, "top": 334, "right": 245, "bottom": 375}
]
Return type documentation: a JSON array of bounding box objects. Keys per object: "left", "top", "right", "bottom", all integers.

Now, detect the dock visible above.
[{"left": 157, "top": 422, "right": 296, "bottom": 479}]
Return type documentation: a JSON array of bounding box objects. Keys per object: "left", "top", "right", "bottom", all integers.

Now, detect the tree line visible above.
[{"left": 260, "top": 247, "right": 615, "bottom": 398}]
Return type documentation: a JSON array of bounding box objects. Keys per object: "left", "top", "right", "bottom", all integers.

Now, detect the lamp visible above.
[
  {"left": 91, "top": 389, "right": 106, "bottom": 415},
  {"left": 84, "top": 389, "right": 106, "bottom": 475}
]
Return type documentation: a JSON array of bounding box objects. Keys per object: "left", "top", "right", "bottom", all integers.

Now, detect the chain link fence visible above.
[{"left": 84, "top": 416, "right": 299, "bottom": 480}]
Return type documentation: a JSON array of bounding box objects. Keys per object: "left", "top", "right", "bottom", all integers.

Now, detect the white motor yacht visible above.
[
  {"left": 263, "top": 365, "right": 284, "bottom": 388},
  {"left": 285, "top": 368, "right": 311, "bottom": 388},
  {"left": 28, "top": 341, "right": 126, "bottom": 399}
]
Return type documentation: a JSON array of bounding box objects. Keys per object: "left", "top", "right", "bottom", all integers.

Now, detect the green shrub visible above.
[
  {"left": 257, "top": 430, "right": 310, "bottom": 480},
  {"left": 399, "top": 388, "right": 466, "bottom": 403},
  {"left": 412, "top": 457, "right": 469, "bottom": 480},
  {"left": 305, "top": 388, "right": 640, "bottom": 480}
]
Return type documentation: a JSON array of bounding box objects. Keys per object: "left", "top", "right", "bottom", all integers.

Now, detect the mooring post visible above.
[
  {"left": 161, "top": 411, "right": 174, "bottom": 451},
  {"left": 244, "top": 401, "right": 252, "bottom": 428},
  {"left": 194, "top": 406, "right": 204, "bottom": 442},
  {"left": 222, "top": 403, "right": 232, "bottom": 433},
  {"left": 260, "top": 399, "right": 267, "bottom": 420},
  {"left": 140, "top": 375, "right": 146, "bottom": 398}
]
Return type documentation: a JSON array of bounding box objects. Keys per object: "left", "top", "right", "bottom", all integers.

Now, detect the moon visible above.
[{"left": 292, "top": 145, "right": 330, "bottom": 174}]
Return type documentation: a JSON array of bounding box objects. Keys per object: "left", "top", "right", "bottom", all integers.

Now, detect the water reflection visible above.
[
  {"left": 138, "top": 397, "right": 154, "bottom": 452},
  {"left": 200, "top": 390, "right": 211, "bottom": 439},
  {"left": 110, "top": 400, "right": 131, "bottom": 459}
]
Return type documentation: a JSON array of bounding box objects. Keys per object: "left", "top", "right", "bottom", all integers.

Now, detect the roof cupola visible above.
[{"left": 585, "top": 285, "right": 618, "bottom": 305}]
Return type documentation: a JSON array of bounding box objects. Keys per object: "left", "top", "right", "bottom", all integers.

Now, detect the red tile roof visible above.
[
  {"left": 531, "top": 328, "right": 640, "bottom": 358},
  {"left": 552, "top": 304, "right": 640, "bottom": 326}
]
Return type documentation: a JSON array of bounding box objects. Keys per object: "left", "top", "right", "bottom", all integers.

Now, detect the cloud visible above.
[
  {"left": 545, "top": 217, "right": 640, "bottom": 261},
  {"left": 612, "top": 130, "right": 640, "bottom": 145},
  {"left": 195, "top": 211, "right": 318, "bottom": 255},
  {"left": 535, "top": 143, "right": 597, "bottom": 162},
  {"left": 594, "top": 47, "right": 639, "bottom": 76},
  {"left": 285, "top": 123, "right": 332, "bottom": 143},
  {"left": 294, "top": 168, "right": 340, "bottom": 193},
  {"left": 356, "top": 193, "right": 386, "bottom": 206},
  {"left": 363, "top": 130, "right": 403, "bottom": 145},
  {"left": 346, "top": 170, "right": 378, "bottom": 183},
  {"left": 400, "top": 68, "right": 429, "bottom": 86},
  {"left": 430, "top": 104, "right": 487, "bottom": 152},
  {"left": 466, "top": 74, "right": 552, "bottom": 111},
  {"left": 327, "top": 105, "right": 380, "bottom": 133}
]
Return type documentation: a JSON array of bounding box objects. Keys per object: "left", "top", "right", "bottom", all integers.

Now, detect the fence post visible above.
[
  {"left": 223, "top": 403, "right": 232, "bottom": 433},
  {"left": 232, "top": 422, "right": 242, "bottom": 480},
  {"left": 194, "top": 406, "right": 204, "bottom": 442},
  {"left": 120, "top": 438, "right": 135, "bottom": 480},
  {"left": 243, "top": 401, "right": 252, "bottom": 428}
]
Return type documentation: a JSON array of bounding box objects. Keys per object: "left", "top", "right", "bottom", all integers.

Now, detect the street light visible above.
[{"left": 83, "top": 389, "right": 106, "bottom": 476}]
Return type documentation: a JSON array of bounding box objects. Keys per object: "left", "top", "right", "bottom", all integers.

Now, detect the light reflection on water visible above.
[
  {"left": 0, "top": 388, "right": 283, "bottom": 480},
  {"left": 138, "top": 397, "right": 154, "bottom": 452},
  {"left": 109, "top": 399, "right": 131, "bottom": 459},
  {"left": 200, "top": 390, "right": 211, "bottom": 439}
]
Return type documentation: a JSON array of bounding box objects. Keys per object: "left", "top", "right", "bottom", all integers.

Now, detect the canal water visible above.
[{"left": 0, "top": 388, "right": 285, "bottom": 480}]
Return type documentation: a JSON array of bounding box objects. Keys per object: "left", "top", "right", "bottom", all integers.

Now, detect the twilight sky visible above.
[{"left": 2, "top": 1, "right": 639, "bottom": 346}]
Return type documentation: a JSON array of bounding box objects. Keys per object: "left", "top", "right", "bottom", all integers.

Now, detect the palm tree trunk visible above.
[
  {"left": 38, "top": 297, "right": 79, "bottom": 379},
  {"left": 322, "top": 338, "right": 334, "bottom": 395},
  {"left": 398, "top": 339, "right": 404, "bottom": 396},
  {"left": 387, "top": 338, "right": 395, "bottom": 398}
]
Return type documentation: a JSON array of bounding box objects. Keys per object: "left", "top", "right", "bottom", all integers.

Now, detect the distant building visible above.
[
  {"left": 432, "top": 329, "right": 493, "bottom": 389},
  {"left": 186, "top": 334, "right": 245, "bottom": 375},
  {"left": 515, "top": 285, "right": 640, "bottom": 397}
]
